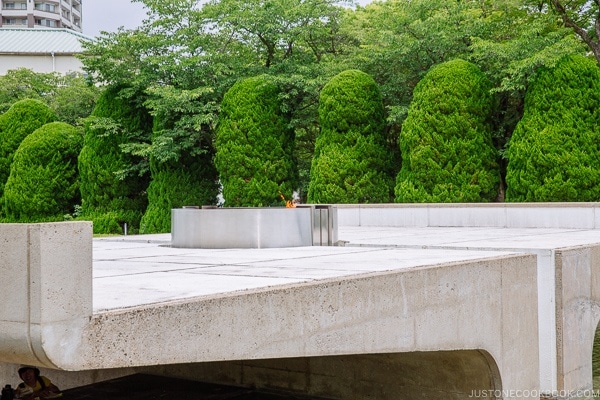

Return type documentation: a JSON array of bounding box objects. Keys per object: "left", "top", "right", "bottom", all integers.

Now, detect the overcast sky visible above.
[
  {"left": 82, "top": 0, "right": 371, "bottom": 38},
  {"left": 82, "top": 0, "right": 147, "bottom": 37}
]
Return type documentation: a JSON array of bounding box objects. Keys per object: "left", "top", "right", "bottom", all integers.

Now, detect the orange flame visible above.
[{"left": 280, "top": 194, "right": 296, "bottom": 208}]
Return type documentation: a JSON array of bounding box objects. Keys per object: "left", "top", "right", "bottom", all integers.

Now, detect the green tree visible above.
[
  {"left": 308, "top": 69, "right": 393, "bottom": 203},
  {"left": 49, "top": 75, "right": 101, "bottom": 125},
  {"left": 0, "top": 68, "right": 100, "bottom": 123},
  {"left": 548, "top": 0, "right": 600, "bottom": 64},
  {"left": 0, "top": 69, "right": 56, "bottom": 113},
  {"left": 3, "top": 122, "right": 83, "bottom": 221},
  {"left": 215, "top": 75, "right": 298, "bottom": 206},
  {"left": 342, "top": 0, "right": 583, "bottom": 149},
  {"left": 81, "top": 0, "right": 354, "bottom": 204},
  {"left": 505, "top": 55, "right": 600, "bottom": 202},
  {"left": 201, "top": 0, "right": 350, "bottom": 68},
  {"left": 139, "top": 88, "right": 219, "bottom": 233},
  {"left": 395, "top": 59, "right": 500, "bottom": 203},
  {"left": 0, "top": 99, "right": 57, "bottom": 199},
  {"left": 78, "top": 86, "right": 152, "bottom": 234}
]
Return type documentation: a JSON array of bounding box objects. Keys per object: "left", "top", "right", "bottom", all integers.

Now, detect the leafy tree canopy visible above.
[
  {"left": 77, "top": 0, "right": 595, "bottom": 206},
  {"left": 0, "top": 68, "right": 100, "bottom": 124},
  {"left": 548, "top": 0, "right": 600, "bottom": 64},
  {"left": 342, "top": 0, "right": 584, "bottom": 140}
]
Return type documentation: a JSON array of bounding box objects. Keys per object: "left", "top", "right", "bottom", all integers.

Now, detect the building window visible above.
[
  {"left": 4, "top": 2, "right": 27, "bottom": 9},
  {"left": 3, "top": 17, "right": 26, "bottom": 24},
  {"left": 34, "top": 2, "right": 57, "bottom": 13},
  {"left": 35, "top": 18, "right": 57, "bottom": 27}
]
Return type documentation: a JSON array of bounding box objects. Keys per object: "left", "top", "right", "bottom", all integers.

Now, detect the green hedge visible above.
[
  {"left": 308, "top": 69, "right": 393, "bottom": 203},
  {"left": 505, "top": 55, "right": 600, "bottom": 202},
  {"left": 395, "top": 59, "right": 500, "bottom": 203},
  {"left": 78, "top": 86, "right": 152, "bottom": 234},
  {"left": 3, "top": 122, "right": 82, "bottom": 221},
  {"left": 215, "top": 75, "right": 297, "bottom": 207},
  {"left": 0, "top": 99, "right": 57, "bottom": 198}
]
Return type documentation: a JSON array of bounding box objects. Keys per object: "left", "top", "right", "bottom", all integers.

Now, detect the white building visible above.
[
  {"left": 0, "top": 0, "right": 82, "bottom": 32},
  {"left": 0, "top": 28, "right": 91, "bottom": 75}
]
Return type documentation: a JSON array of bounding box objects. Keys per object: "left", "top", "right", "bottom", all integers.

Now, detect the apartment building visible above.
[{"left": 0, "top": 0, "right": 82, "bottom": 32}]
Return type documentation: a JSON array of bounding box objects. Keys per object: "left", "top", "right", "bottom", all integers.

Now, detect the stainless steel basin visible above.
[{"left": 171, "top": 206, "right": 337, "bottom": 249}]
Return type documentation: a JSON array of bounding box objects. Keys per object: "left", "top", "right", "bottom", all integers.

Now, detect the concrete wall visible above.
[
  {"left": 0, "top": 54, "right": 84, "bottom": 75},
  {"left": 554, "top": 245, "right": 600, "bottom": 393},
  {"left": 0, "top": 222, "right": 92, "bottom": 368},
  {"left": 337, "top": 203, "right": 600, "bottom": 229},
  {"left": 336, "top": 204, "right": 600, "bottom": 399}
]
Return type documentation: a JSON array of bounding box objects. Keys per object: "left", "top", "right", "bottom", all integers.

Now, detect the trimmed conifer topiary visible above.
[
  {"left": 3, "top": 122, "right": 82, "bottom": 221},
  {"left": 0, "top": 99, "right": 57, "bottom": 198},
  {"left": 140, "top": 118, "right": 219, "bottom": 234},
  {"left": 215, "top": 75, "right": 298, "bottom": 207},
  {"left": 308, "top": 69, "right": 393, "bottom": 203},
  {"left": 505, "top": 55, "right": 600, "bottom": 202},
  {"left": 78, "top": 86, "right": 152, "bottom": 234},
  {"left": 394, "top": 59, "right": 500, "bottom": 203}
]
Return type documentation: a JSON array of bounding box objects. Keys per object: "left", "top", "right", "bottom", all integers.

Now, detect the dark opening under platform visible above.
[{"left": 62, "top": 374, "right": 331, "bottom": 399}]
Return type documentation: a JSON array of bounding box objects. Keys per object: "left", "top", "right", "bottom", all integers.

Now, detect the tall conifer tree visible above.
[
  {"left": 308, "top": 70, "right": 393, "bottom": 203},
  {"left": 506, "top": 55, "right": 600, "bottom": 201},
  {"left": 395, "top": 59, "right": 500, "bottom": 203}
]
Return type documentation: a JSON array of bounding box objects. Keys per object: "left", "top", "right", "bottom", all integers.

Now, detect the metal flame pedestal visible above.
[{"left": 171, "top": 205, "right": 337, "bottom": 249}]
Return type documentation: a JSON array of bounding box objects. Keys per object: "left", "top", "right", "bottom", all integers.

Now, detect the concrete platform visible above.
[
  {"left": 91, "top": 224, "right": 600, "bottom": 398},
  {"left": 92, "top": 233, "right": 515, "bottom": 311},
  {"left": 0, "top": 221, "right": 538, "bottom": 400},
  {"left": 5, "top": 203, "right": 600, "bottom": 400}
]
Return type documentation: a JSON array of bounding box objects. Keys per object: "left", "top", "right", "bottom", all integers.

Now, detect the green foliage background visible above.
[
  {"left": 0, "top": 0, "right": 596, "bottom": 231},
  {"left": 0, "top": 99, "right": 57, "bottom": 200},
  {"left": 3, "top": 122, "right": 82, "bottom": 221},
  {"left": 0, "top": 69, "right": 100, "bottom": 123},
  {"left": 395, "top": 59, "right": 500, "bottom": 203},
  {"left": 78, "top": 86, "right": 153, "bottom": 234},
  {"left": 215, "top": 75, "right": 298, "bottom": 207},
  {"left": 308, "top": 69, "right": 393, "bottom": 203},
  {"left": 506, "top": 55, "right": 600, "bottom": 202}
]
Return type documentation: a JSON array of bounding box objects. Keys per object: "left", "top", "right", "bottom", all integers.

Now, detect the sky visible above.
[
  {"left": 82, "top": 0, "right": 371, "bottom": 38},
  {"left": 83, "top": 0, "right": 148, "bottom": 37}
]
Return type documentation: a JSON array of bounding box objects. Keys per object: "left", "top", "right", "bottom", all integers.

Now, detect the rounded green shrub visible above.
[
  {"left": 3, "top": 122, "right": 82, "bottom": 221},
  {"left": 505, "top": 55, "right": 600, "bottom": 202},
  {"left": 140, "top": 119, "right": 219, "bottom": 234},
  {"left": 395, "top": 59, "right": 500, "bottom": 203},
  {"left": 215, "top": 75, "right": 297, "bottom": 207},
  {"left": 0, "top": 99, "right": 57, "bottom": 198},
  {"left": 78, "top": 86, "right": 152, "bottom": 234},
  {"left": 308, "top": 69, "right": 393, "bottom": 203}
]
